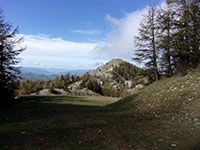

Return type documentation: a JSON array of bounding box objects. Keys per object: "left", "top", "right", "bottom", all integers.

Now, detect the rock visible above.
[
  {"left": 78, "top": 88, "right": 100, "bottom": 96},
  {"left": 54, "top": 88, "right": 69, "bottom": 95},
  {"left": 135, "top": 84, "right": 144, "bottom": 89},
  {"left": 127, "top": 88, "right": 138, "bottom": 95},
  {"left": 68, "top": 81, "right": 82, "bottom": 90},
  {"left": 125, "top": 80, "right": 133, "bottom": 88},
  {"left": 100, "top": 81, "right": 103, "bottom": 86},
  {"left": 32, "top": 87, "right": 99, "bottom": 96},
  {"left": 171, "top": 144, "right": 176, "bottom": 147},
  {"left": 127, "top": 84, "right": 145, "bottom": 95},
  {"left": 38, "top": 89, "right": 52, "bottom": 95}
]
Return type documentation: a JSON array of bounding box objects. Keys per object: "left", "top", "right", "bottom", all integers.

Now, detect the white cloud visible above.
[
  {"left": 17, "top": 34, "right": 103, "bottom": 69},
  {"left": 33, "top": 61, "right": 40, "bottom": 65},
  {"left": 105, "top": 14, "right": 121, "bottom": 26},
  {"left": 94, "top": 1, "right": 167, "bottom": 62},
  {"left": 71, "top": 29, "right": 101, "bottom": 35},
  {"left": 17, "top": 2, "right": 165, "bottom": 69},
  {"left": 93, "top": 6, "right": 149, "bottom": 61}
]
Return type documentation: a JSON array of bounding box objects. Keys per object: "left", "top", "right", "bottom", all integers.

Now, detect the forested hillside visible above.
[{"left": 19, "top": 59, "right": 149, "bottom": 97}]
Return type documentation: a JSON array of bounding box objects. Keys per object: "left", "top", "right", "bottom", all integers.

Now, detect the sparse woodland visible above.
[
  {"left": 2, "top": 1, "right": 200, "bottom": 149},
  {"left": 1, "top": 0, "right": 200, "bottom": 105},
  {"left": 18, "top": 1, "right": 200, "bottom": 98},
  {"left": 18, "top": 61, "right": 146, "bottom": 97}
]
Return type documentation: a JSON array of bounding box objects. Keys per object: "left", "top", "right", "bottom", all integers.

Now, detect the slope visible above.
[
  {"left": 77, "top": 58, "right": 149, "bottom": 97},
  {"left": 1, "top": 71, "right": 200, "bottom": 150},
  {"left": 107, "top": 70, "right": 200, "bottom": 149},
  {"left": 110, "top": 70, "right": 200, "bottom": 123}
]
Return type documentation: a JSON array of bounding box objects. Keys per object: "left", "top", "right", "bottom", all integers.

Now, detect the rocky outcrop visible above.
[
  {"left": 68, "top": 81, "right": 82, "bottom": 90},
  {"left": 89, "top": 59, "right": 124, "bottom": 78},
  {"left": 32, "top": 88, "right": 99, "bottom": 96}
]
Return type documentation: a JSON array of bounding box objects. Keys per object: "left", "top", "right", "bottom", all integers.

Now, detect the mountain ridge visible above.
[
  {"left": 89, "top": 58, "right": 131, "bottom": 78},
  {"left": 20, "top": 67, "right": 91, "bottom": 80}
]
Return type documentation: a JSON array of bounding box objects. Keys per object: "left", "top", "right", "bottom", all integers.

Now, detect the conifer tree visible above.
[
  {"left": 157, "top": 1, "right": 176, "bottom": 77},
  {"left": 171, "top": 0, "right": 191, "bottom": 72},
  {"left": 188, "top": 0, "right": 200, "bottom": 66},
  {"left": 0, "top": 9, "right": 24, "bottom": 107},
  {"left": 168, "top": 0, "right": 200, "bottom": 72},
  {"left": 133, "top": 4, "right": 160, "bottom": 80}
]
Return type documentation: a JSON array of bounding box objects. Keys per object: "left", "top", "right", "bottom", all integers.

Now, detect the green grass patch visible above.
[
  {"left": 20, "top": 95, "right": 115, "bottom": 106},
  {"left": 1, "top": 71, "right": 200, "bottom": 149}
]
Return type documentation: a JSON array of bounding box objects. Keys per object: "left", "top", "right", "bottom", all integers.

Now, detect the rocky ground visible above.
[{"left": 32, "top": 88, "right": 100, "bottom": 96}]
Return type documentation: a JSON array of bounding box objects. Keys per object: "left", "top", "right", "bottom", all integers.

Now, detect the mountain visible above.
[
  {"left": 20, "top": 67, "right": 91, "bottom": 81},
  {"left": 44, "top": 68, "right": 91, "bottom": 75},
  {"left": 88, "top": 58, "right": 148, "bottom": 85},
  {"left": 57, "top": 69, "right": 91, "bottom": 76},
  {"left": 21, "top": 73, "right": 57, "bottom": 81},
  {"left": 89, "top": 58, "right": 124, "bottom": 78},
  {"left": 20, "top": 67, "right": 51, "bottom": 75},
  {"left": 69, "top": 59, "right": 149, "bottom": 97},
  {"left": 19, "top": 59, "right": 151, "bottom": 97}
]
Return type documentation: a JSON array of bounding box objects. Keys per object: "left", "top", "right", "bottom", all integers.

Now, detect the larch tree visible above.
[
  {"left": 167, "top": 0, "right": 200, "bottom": 72},
  {"left": 0, "top": 9, "right": 25, "bottom": 107},
  {"left": 170, "top": 0, "right": 199, "bottom": 72},
  {"left": 188, "top": 0, "right": 200, "bottom": 66},
  {"left": 157, "top": 1, "right": 176, "bottom": 77},
  {"left": 133, "top": 4, "right": 160, "bottom": 80}
]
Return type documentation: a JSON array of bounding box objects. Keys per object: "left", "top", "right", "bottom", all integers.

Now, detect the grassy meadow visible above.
[{"left": 1, "top": 71, "right": 200, "bottom": 150}]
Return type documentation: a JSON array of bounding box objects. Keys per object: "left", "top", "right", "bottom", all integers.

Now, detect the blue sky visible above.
[{"left": 1, "top": 0, "right": 164, "bottom": 69}]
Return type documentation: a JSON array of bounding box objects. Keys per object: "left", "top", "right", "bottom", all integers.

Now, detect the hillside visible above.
[
  {"left": 69, "top": 59, "right": 149, "bottom": 97},
  {"left": 110, "top": 70, "right": 200, "bottom": 120},
  {"left": 107, "top": 70, "right": 200, "bottom": 148},
  {"left": 89, "top": 59, "right": 125, "bottom": 78},
  {"left": 21, "top": 73, "right": 57, "bottom": 81},
  {"left": 1, "top": 71, "right": 200, "bottom": 149},
  {"left": 19, "top": 59, "right": 150, "bottom": 97}
]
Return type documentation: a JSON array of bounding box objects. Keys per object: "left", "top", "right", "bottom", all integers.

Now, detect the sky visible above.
[{"left": 1, "top": 0, "right": 164, "bottom": 69}]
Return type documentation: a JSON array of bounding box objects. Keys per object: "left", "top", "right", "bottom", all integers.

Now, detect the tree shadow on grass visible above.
[{"left": 0, "top": 95, "right": 114, "bottom": 125}]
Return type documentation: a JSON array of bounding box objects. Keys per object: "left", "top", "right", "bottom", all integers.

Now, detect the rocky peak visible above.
[{"left": 89, "top": 58, "right": 125, "bottom": 78}]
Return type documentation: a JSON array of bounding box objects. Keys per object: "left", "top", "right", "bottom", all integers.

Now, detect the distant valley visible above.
[{"left": 20, "top": 67, "right": 91, "bottom": 80}]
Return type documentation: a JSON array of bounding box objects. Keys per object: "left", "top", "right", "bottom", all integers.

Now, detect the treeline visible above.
[
  {"left": 80, "top": 73, "right": 128, "bottom": 97},
  {"left": 19, "top": 74, "right": 79, "bottom": 95},
  {"left": 19, "top": 73, "right": 126, "bottom": 97},
  {"left": 133, "top": 0, "right": 200, "bottom": 80}
]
